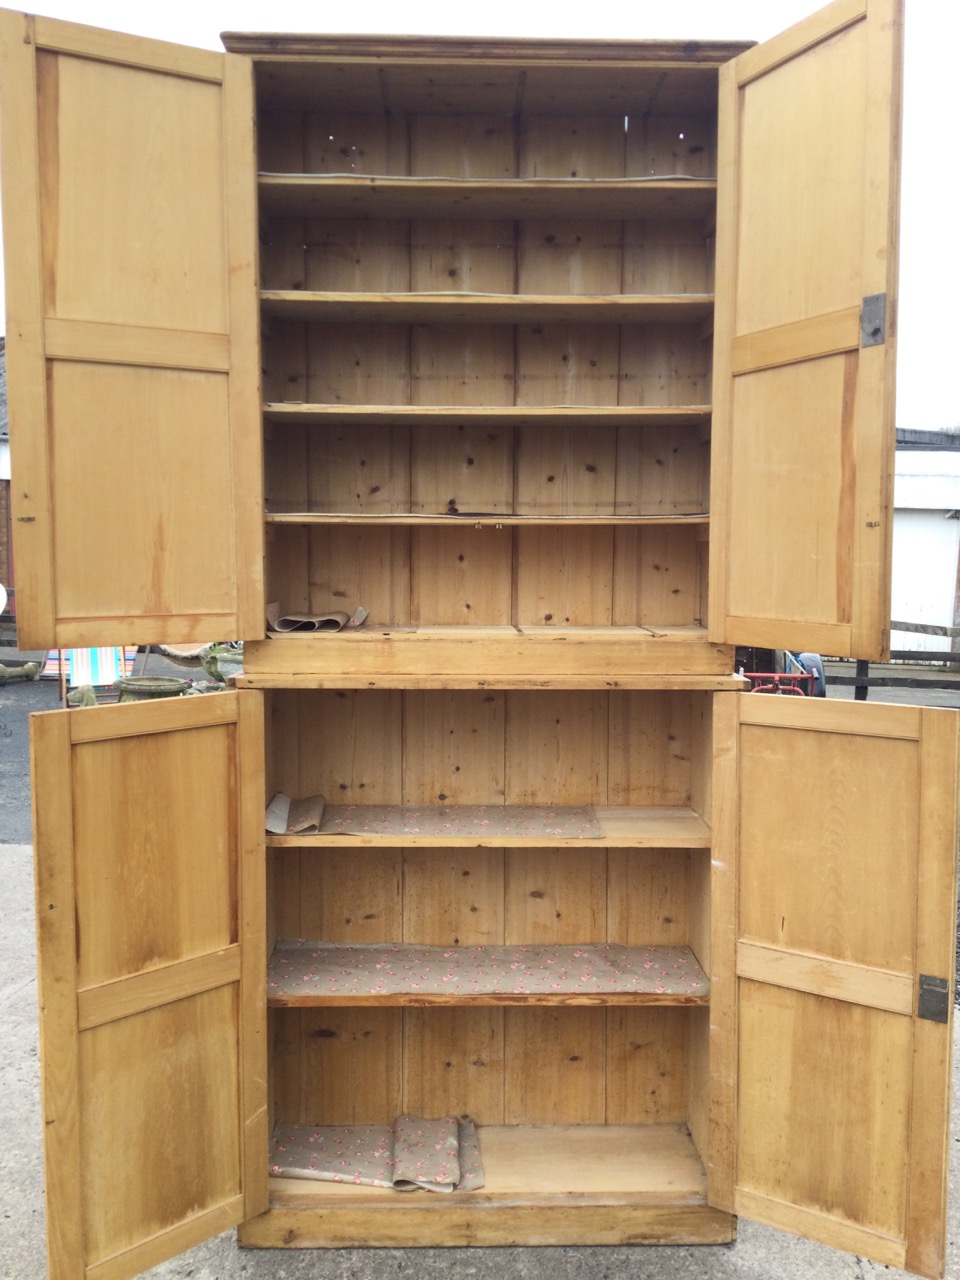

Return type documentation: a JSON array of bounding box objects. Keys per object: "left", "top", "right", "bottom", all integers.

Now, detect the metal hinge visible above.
[
  {"left": 861, "top": 293, "right": 886, "bottom": 347},
  {"left": 918, "top": 974, "right": 949, "bottom": 1023}
]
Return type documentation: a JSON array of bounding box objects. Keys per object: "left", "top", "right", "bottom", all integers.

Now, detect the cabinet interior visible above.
[
  {"left": 263, "top": 687, "right": 716, "bottom": 1203},
  {"left": 251, "top": 56, "right": 722, "bottom": 669}
]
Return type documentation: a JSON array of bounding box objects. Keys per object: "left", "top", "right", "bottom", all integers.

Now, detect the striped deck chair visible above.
[{"left": 45, "top": 647, "right": 138, "bottom": 704}]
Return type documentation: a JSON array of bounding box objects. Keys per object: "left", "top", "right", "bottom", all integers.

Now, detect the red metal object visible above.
[{"left": 745, "top": 672, "right": 814, "bottom": 695}]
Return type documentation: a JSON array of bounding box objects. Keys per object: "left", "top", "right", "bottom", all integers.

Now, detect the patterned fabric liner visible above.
[
  {"left": 318, "top": 804, "right": 604, "bottom": 839},
  {"left": 271, "top": 1115, "right": 484, "bottom": 1192},
  {"left": 270, "top": 940, "right": 709, "bottom": 999}
]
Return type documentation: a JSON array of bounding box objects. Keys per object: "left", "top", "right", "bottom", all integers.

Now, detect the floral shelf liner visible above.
[
  {"left": 269, "top": 940, "right": 709, "bottom": 1000},
  {"left": 268, "top": 800, "right": 605, "bottom": 840},
  {"left": 271, "top": 1115, "right": 484, "bottom": 1192}
]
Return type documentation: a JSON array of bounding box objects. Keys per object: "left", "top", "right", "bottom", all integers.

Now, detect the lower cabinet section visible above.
[
  {"left": 253, "top": 684, "right": 723, "bottom": 1246},
  {"left": 239, "top": 1123, "right": 735, "bottom": 1248}
]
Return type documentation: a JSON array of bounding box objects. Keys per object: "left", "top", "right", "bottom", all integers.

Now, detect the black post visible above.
[{"left": 854, "top": 658, "right": 869, "bottom": 701}]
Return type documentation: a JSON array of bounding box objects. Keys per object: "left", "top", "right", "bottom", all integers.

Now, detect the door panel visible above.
[
  {"left": 715, "top": 694, "right": 958, "bottom": 1279},
  {"left": 32, "top": 693, "right": 267, "bottom": 1280},
  {"left": 0, "top": 13, "right": 263, "bottom": 648},
  {"left": 710, "top": 0, "right": 902, "bottom": 659}
]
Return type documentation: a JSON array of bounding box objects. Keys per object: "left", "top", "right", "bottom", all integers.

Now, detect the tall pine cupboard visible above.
[{"left": 1, "top": 2, "right": 957, "bottom": 1278}]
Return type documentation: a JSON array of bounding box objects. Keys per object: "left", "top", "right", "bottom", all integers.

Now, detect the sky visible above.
[{"left": 0, "top": 0, "right": 956, "bottom": 433}]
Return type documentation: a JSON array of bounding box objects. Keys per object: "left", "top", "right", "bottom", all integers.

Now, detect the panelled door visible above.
[
  {"left": 712, "top": 694, "right": 958, "bottom": 1279},
  {"left": 0, "top": 12, "right": 263, "bottom": 649},
  {"left": 31, "top": 693, "right": 267, "bottom": 1280},
  {"left": 710, "top": 0, "right": 903, "bottom": 661}
]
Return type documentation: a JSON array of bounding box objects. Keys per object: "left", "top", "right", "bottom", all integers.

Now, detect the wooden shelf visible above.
[
  {"left": 258, "top": 174, "right": 717, "bottom": 221},
  {"left": 266, "top": 1122, "right": 705, "bottom": 1202},
  {"left": 266, "top": 803, "right": 710, "bottom": 848},
  {"left": 260, "top": 290, "right": 714, "bottom": 325},
  {"left": 241, "top": 627, "right": 742, "bottom": 689},
  {"left": 262, "top": 404, "right": 713, "bottom": 428},
  {"left": 264, "top": 511, "right": 709, "bottom": 527},
  {"left": 268, "top": 941, "right": 710, "bottom": 1006},
  {"left": 242, "top": 1122, "right": 733, "bottom": 1248}
]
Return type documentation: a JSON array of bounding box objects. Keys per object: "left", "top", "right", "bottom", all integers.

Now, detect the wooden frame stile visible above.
[
  {"left": 709, "top": 0, "right": 903, "bottom": 661},
  {"left": 0, "top": 11, "right": 264, "bottom": 649},
  {"left": 31, "top": 693, "right": 267, "bottom": 1280}
]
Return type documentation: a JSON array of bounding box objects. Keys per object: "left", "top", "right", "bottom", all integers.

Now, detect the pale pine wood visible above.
[
  {"left": 504, "top": 1008, "right": 606, "bottom": 1122},
  {"left": 267, "top": 804, "right": 710, "bottom": 848},
  {"left": 704, "top": 691, "right": 738, "bottom": 1212},
  {"left": 261, "top": 290, "right": 714, "bottom": 324},
  {"left": 411, "top": 325, "right": 514, "bottom": 406},
  {"left": 735, "top": 942, "right": 913, "bottom": 1015},
  {"left": 1, "top": 14, "right": 262, "bottom": 649},
  {"left": 411, "top": 218, "right": 516, "bottom": 293},
  {"left": 296, "top": 1008, "right": 403, "bottom": 1125},
  {"left": 31, "top": 694, "right": 265, "bottom": 1280},
  {"left": 410, "top": 527, "right": 513, "bottom": 626},
  {"left": 258, "top": 175, "right": 718, "bottom": 221},
  {"left": 905, "top": 709, "right": 960, "bottom": 1277},
  {"left": 516, "top": 323, "right": 620, "bottom": 407},
  {"left": 240, "top": 1200, "right": 732, "bottom": 1249},
  {"left": 710, "top": 0, "right": 901, "bottom": 661},
  {"left": 0, "top": 12, "right": 57, "bottom": 644},
  {"left": 241, "top": 629, "right": 736, "bottom": 684},
  {"left": 516, "top": 424, "right": 617, "bottom": 516},
  {"left": 43, "top": 318, "right": 230, "bottom": 370},
  {"left": 404, "top": 849, "right": 506, "bottom": 946},
  {"left": 515, "top": 526, "right": 615, "bottom": 627},
  {"left": 410, "top": 422, "right": 513, "bottom": 514},
  {"left": 504, "top": 849, "right": 607, "bottom": 943},
  {"left": 608, "top": 691, "right": 693, "bottom": 806},
  {"left": 78, "top": 948, "right": 242, "bottom": 1031},
  {"left": 304, "top": 112, "right": 409, "bottom": 175},
  {"left": 732, "top": 693, "right": 955, "bottom": 1279},
  {"left": 607, "top": 849, "right": 691, "bottom": 947},
  {"left": 307, "top": 323, "right": 411, "bottom": 404},
  {"left": 263, "top": 405, "right": 712, "bottom": 426},
  {"left": 402, "top": 690, "right": 506, "bottom": 804},
  {"left": 304, "top": 218, "right": 411, "bottom": 293},
  {"left": 606, "top": 1008, "right": 689, "bottom": 1124},
  {"left": 299, "top": 848, "right": 403, "bottom": 942},
  {"left": 403, "top": 1008, "right": 505, "bottom": 1122},
  {"left": 267, "top": 514, "right": 708, "bottom": 527},
  {"left": 410, "top": 114, "right": 516, "bottom": 179},
  {"left": 505, "top": 691, "right": 608, "bottom": 805}
]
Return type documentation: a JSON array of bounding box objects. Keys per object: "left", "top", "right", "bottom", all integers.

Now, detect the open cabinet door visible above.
[
  {"left": 31, "top": 693, "right": 267, "bottom": 1280},
  {"left": 713, "top": 695, "right": 957, "bottom": 1279},
  {"left": 0, "top": 12, "right": 263, "bottom": 649},
  {"left": 709, "top": 0, "right": 902, "bottom": 660}
]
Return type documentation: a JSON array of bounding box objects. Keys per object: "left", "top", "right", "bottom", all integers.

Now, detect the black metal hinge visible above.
[
  {"left": 918, "top": 975, "right": 949, "bottom": 1023},
  {"left": 861, "top": 293, "right": 886, "bottom": 347}
]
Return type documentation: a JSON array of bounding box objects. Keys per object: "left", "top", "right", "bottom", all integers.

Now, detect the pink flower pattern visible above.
[
  {"left": 270, "top": 1116, "right": 484, "bottom": 1192},
  {"left": 268, "top": 940, "right": 708, "bottom": 1001}
]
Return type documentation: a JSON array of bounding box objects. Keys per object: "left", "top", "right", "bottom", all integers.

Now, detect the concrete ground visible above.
[{"left": 1, "top": 650, "right": 959, "bottom": 1279}]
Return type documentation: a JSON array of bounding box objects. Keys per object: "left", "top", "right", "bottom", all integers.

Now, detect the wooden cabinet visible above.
[{"left": 2, "top": 4, "right": 957, "bottom": 1280}]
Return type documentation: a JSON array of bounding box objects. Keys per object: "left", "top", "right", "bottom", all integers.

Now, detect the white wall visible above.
[
  {"left": 0, "top": 440, "right": 9, "bottom": 482},
  {"left": 891, "top": 450, "right": 960, "bottom": 653},
  {"left": 891, "top": 509, "right": 960, "bottom": 652}
]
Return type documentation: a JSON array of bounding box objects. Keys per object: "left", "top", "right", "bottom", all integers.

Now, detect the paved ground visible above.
[{"left": 1, "top": 648, "right": 959, "bottom": 1278}]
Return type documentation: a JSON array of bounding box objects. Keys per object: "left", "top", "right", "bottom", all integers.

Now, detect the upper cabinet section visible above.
[
  {"left": 709, "top": 0, "right": 903, "bottom": 661},
  {"left": 0, "top": 12, "right": 264, "bottom": 649},
  {"left": 224, "top": 35, "right": 752, "bottom": 687}
]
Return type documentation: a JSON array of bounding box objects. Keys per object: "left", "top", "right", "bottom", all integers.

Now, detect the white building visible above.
[{"left": 891, "top": 429, "right": 960, "bottom": 654}]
